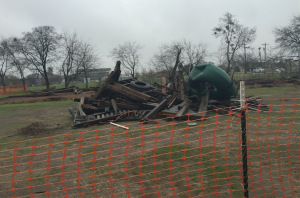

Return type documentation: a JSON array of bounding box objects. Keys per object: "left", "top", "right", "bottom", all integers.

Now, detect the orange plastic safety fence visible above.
[
  {"left": 0, "top": 83, "right": 28, "bottom": 96},
  {"left": 0, "top": 98, "right": 299, "bottom": 198}
]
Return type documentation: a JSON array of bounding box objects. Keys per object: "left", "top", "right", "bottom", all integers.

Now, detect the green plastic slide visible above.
[{"left": 188, "top": 63, "right": 237, "bottom": 100}]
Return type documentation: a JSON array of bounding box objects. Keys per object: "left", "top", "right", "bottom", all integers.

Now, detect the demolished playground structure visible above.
[{"left": 69, "top": 61, "right": 269, "bottom": 128}]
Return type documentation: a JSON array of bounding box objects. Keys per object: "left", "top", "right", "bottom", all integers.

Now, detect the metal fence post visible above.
[{"left": 240, "top": 81, "right": 248, "bottom": 197}]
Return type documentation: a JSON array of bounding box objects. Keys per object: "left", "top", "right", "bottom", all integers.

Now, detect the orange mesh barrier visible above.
[
  {"left": 0, "top": 98, "right": 299, "bottom": 197},
  {"left": 0, "top": 84, "right": 28, "bottom": 96}
]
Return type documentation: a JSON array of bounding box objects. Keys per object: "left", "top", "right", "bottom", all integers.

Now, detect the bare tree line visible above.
[
  {"left": 1, "top": 13, "right": 299, "bottom": 88},
  {"left": 0, "top": 26, "right": 100, "bottom": 89}
]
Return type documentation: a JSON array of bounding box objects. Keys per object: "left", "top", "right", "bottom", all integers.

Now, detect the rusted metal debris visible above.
[{"left": 70, "top": 61, "right": 269, "bottom": 128}]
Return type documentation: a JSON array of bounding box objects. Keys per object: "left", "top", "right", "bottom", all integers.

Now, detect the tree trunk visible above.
[
  {"left": 226, "top": 63, "right": 230, "bottom": 73},
  {"left": 84, "top": 71, "right": 88, "bottom": 89},
  {"left": 45, "top": 78, "right": 50, "bottom": 89},
  {"left": 22, "top": 78, "right": 26, "bottom": 90},
  {"left": 170, "top": 49, "right": 182, "bottom": 83},
  {"left": 64, "top": 74, "right": 69, "bottom": 88},
  {"left": 0, "top": 76, "right": 6, "bottom": 93},
  {"left": 65, "top": 80, "right": 69, "bottom": 88},
  {"left": 132, "top": 67, "right": 135, "bottom": 78}
]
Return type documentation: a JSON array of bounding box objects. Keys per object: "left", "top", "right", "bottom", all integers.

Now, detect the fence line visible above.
[
  {"left": 0, "top": 83, "right": 28, "bottom": 96},
  {"left": 0, "top": 98, "right": 299, "bottom": 197}
]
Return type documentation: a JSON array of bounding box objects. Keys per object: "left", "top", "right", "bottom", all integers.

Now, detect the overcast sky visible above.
[{"left": 1, "top": 0, "right": 299, "bottom": 72}]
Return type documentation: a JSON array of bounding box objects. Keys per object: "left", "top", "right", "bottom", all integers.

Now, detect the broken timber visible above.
[
  {"left": 106, "top": 83, "right": 149, "bottom": 103},
  {"left": 145, "top": 95, "right": 172, "bottom": 119},
  {"left": 176, "top": 99, "right": 192, "bottom": 117},
  {"left": 92, "top": 61, "right": 121, "bottom": 100},
  {"left": 111, "top": 99, "right": 118, "bottom": 114},
  {"left": 198, "top": 91, "right": 210, "bottom": 117}
]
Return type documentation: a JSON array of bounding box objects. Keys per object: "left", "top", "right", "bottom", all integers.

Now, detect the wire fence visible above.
[{"left": 0, "top": 98, "right": 299, "bottom": 197}]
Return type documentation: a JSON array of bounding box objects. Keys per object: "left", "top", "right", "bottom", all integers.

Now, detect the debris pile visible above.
[{"left": 69, "top": 61, "right": 269, "bottom": 128}]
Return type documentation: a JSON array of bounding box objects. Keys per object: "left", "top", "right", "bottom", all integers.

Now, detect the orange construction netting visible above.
[
  {"left": 0, "top": 84, "right": 28, "bottom": 96},
  {"left": 0, "top": 98, "right": 299, "bottom": 198}
]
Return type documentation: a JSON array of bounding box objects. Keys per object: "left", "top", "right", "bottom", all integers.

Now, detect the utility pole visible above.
[
  {"left": 258, "top": 47, "right": 262, "bottom": 62},
  {"left": 262, "top": 43, "right": 268, "bottom": 74},
  {"left": 243, "top": 44, "right": 250, "bottom": 73}
]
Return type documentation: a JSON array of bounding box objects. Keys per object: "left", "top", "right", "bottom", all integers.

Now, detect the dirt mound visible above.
[
  {"left": 18, "top": 122, "right": 51, "bottom": 136},
  {"left": 0, "top": 91, "right": 94, "bottom": 104}
]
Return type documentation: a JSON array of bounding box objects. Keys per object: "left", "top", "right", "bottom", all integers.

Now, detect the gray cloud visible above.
[{"left": 1, "top": 0, "right": 299, "bottom": 71}]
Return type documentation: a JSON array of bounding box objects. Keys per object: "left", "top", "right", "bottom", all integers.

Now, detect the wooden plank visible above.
[
  {"left": 111, "top": 99, "right": 118, "bottom": 114},
  {"left": 162, "top": 77, "right": 166, "bottom": 94},
  {"left": 145, "top": 95, "right": 172, "bottom": 119},
  {"left": 92, "top": 61, "right": 121, "bottom": 99},
  {"left": 176, "top": 99, "right": 192, "bottom": 117},
  {"left": 89, "top": 99, "right": 146, "bottom": 110},
  {"left": 80, "top": 92, "right": 85, "bottom": 105},
  {"left": 113, "top": 83, "right": 152, "bottom": 101},
  {"left": 106, "top": 83, "right": 148, "bottom": 103},
  {"left": 178, "top": 101, "right": 187, "bottom": 110},
  {"left": 69, "top": 108, "right": 76, "bottom": 119},
  {"left": 211, "top": 105, "right": 228, "bottom": 115},
  {"left": 174, "top": 74, "right": 179, "bottom": 91},
  {"left": 178, "top": 64, "right": 185, "bottom": 100},
  {"left": 167, "top": 97, "right": 176, "bottom": 108},
  {"left": 77, "top": 102, "right": 86, "bottom": 117},
  {"left": 198, "top": 91, "right": 210, "bottom": 117},
  {"left": 154, "top": 82, "right": 176, "bottom": 92}
]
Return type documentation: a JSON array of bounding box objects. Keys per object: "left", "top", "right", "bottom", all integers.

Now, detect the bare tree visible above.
[
  {"left": 15, "top": 26, "right": 62, "bottom": 89},
  {"left": 149, "top": 46, "right": 174, "bottom": 76},
  {"left": 5, "top": 37, "right": 28, "bottom": 90},
  {"left": 59, "top": 31, "right": 84, "bottom": 87},
  {"left": 150, "top": 41, "right": 182, "bottom": 82},
  {"left": 109, "top": 41, "right": 143, "bottom": 78},
  {"left": 274, "top": 15, "right": 300, "bottom": 55},
  {"left": 79, "top": 42, "right": 100, "bottom": 88},
  {"left": 182, "top": 39, "right": 208, "bottom": 72},
  {"left": 0, "top": 38, "right": 12, "bottom": 88},
  {"left": 213, "top": 12, "right": 256, "bottom": 73},
  {"left": 234, "top": 48, "right": 259, "bottom": 72},
  {"left": 213, "top": 46, "right": 227, "bottom": 68}
]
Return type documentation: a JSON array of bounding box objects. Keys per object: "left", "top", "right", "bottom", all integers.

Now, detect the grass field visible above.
[
  {"left": 0, "top": 86, "right": 299, "bottom": 197},
  {"left": 233, "top": 71, "right": 299, "bottom": 81}
]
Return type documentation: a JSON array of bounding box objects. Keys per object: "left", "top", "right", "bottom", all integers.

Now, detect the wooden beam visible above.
[
  {"left": 145, "top": 95, "right": 172, "bottom": 119},
  {"left": 113, "top": 83, "right": 152, "bottom": 101},
  {"left": 77, "top": 102, "right": 86, "bottom": 117},
  {"left": 69, "top": 108, "right": 76, "bottom": 119},
  {"left": 92, "top": 61, "right": 121, "bottom": 99},
  {"left": 167, "top": 97, "right": 176, "bottom": 108},
  {"left": 178, "top": 64, "right": 185, "bottom": 100},
  {"left": 80, "top": 92, "right": 85, "bottom": 105},
  {"left": 198, "top": 91, "right": 210, "bottom": 117},
  {"left": 162, "top": 77, "right": 166, "bottom": 94},
  {"left": 106, "top": 84, "right": 147, "bottom": 103},
  {"left": 111, "top": 99, "right": 118, "bottom": 114},
  {"left": 174, "top": 74, "right": 179, "bottom": 91},
  {"left": 176, "top": 99, "right": 192, "bottom": 117}
]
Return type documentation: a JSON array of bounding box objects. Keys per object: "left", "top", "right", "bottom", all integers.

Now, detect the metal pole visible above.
[
  {"left": 262, "top": 43, "right": 268, "bottom": 76},
  {"left": 240, "top": 81, "right": 248, "bottom": 197},
  {"left": 241, "top": 109, "right": 248, "bottom": 197}
]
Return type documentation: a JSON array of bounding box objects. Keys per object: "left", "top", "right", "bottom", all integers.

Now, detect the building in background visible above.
[{"left": 75, "top": 68, "right": 111, "bottom": 83}]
